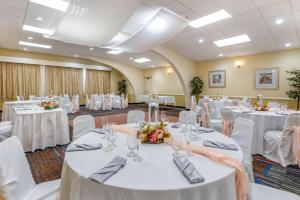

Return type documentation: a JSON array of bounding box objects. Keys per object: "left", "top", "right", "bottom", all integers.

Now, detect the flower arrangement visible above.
[
  {"left": 254, "top": 105, "right": 269, "bottom": 111},
  {"left": 41, "top": 101, "right": 59, "bottom": 110},
  {"left": 139, "top": 121, "right": 171, "bottom": 144}
]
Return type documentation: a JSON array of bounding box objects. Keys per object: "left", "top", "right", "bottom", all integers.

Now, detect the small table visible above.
[
  {"left": 12, "top": 108, "right": 70, "bottom": 152},
  {"left": 2, "top": 100, "right": 40, "bottom": 121}
]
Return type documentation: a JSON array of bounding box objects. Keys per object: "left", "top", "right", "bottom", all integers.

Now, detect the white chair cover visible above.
[
  {"left": 112, "top": 95, "right": 121, "bottom": 109},
  {"left": 178, "top": 111, "right": 197, "bottom": 124},
  {"left": 125, "top": 95, "right": 129, "bottom": 108},
  {"left": 29, "top": 95, "right": 35, "bottom": 101},
  {"left": 73, "top": 115, "right": 95, "bottom": 140},
  {"left": 249, "top": 183, "right": 300, "bottom": 200},
  {"left": 121, "top": 94, "right": 126, "bottom": 109},
  {"left": 85, "top": 95, "right": 91, "bottom": 109},
  {"left": 0, "top": 136, "right": 60, "bottom": 200},
  {"left": 61, "top": 95, "right": 73, "bottom": 113},
  {"left": 71, "top": 95, "right": 80, "bottom": 113},
  {"left": 190, "top": 96, "right": 197, "bottom": 112},
  {"left": 231, "top": 117, "right": 255, "bottom": 182},
  {"left": 221, "top": 108, "right": 234, "bottom": 137},
  {"left": 127, "top": 110, "right": 145, "bottom": 124},
  {"left": 0, "top": 121, "right": 13, "bottom": 142},
  {"left": 16, "top": 96, "right": 24, "bottom": 101},
  {"left": 103, "top": 94, "right": 111, "bottom": 110}
]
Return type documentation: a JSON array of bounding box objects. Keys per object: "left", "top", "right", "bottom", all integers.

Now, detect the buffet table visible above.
[
  {"left": 2, "top": 100, "right": 39, "bottom": 121},
  {"left": 12, "top": 108, "right": 70, "bottom": 152},
  {"left": 60, "top": 124, "right": 242, "bottom": 200}
]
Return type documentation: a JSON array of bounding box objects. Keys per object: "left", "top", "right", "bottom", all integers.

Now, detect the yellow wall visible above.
[{"left": 197, "top": 49, "right": 300, "bottom": 109}]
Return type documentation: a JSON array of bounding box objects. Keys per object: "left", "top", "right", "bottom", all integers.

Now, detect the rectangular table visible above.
[{"left": 12, "top": 108, "right": 70, "bottom": 152}]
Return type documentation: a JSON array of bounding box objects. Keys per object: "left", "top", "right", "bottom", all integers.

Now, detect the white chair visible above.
[
  {"left": 221, "top": 108, "right": 234, "bottom": 136},
  {"left": 205, "top": 102, "right": 222, "bottom": 132},
  {"left": 0, "top": 136, "right": 60, "bottom": 200},
  {"left": 231, "top": 117, "right": 254, "bottom": 182},
  {"left": 103, "top": 94, "right": 111, "bottom": 110},
  {"left": 190, "top": 96, "right": 197, "bottom": 112},
  {"left": 60, "top": 95, "right": 73, "bottom": 113},
  {"left": 29, "top": 95, "right": 35, "bottom": 101},
  {"left": 127, "top": 110, "right": 145, "bottom": 124},
  {"left": 249, "top": 183, "right": 300, "bottom": 200},
  {"left": 112, "top": 95, "right": 121, "bottom": 109},
  {"left": 71, "top": 95, "right": 80, "bottom": 113},
  {"left": 264, "top": 113, "right": 300, "bottom": 166},
  {"left": 178, "top": 111, "right": 197, "bottom": 124},
  {"left": 85, "top": 95, "right": 91, "bottom": 109},
  {"left": 0, "top": 121, "right": 13, "bottom": 142},
  {"left": 73, "top": 115, "right": 95, "bottom": 140},
  {"left": 16, "top": 96, "right": 24, "bottom": 101}
]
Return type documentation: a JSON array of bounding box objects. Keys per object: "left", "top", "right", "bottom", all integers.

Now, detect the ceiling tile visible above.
[
  {"left": 223, "top": 0, "right": 256, "bottom": 16},
  {"left": 252, "top": 0, "right": 284, "bottom": 7},
  {"left": 234, "top": 9, "right": 263, "bottom": 24},
  {"left": 259, "top": 0, "right": 292, "bottom": 19}
]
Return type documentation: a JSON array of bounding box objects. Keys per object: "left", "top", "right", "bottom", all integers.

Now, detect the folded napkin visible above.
[
  {"left": 195, "top": 127, "right": 214, "bottom": 133},
  {"left": 14, "top": 106, "right": 32, "bottom": 111},
  {"left": 275, "top": 112, "right": 288, "bottom": 116},
  {"left": 67, "top": 143, "right": 102, "bottom": 152},
  {"left": 203, "top": 140, "right": 238, "bottom": 151},
  {"left": 90, "top": 156, "right": 126, "bottom": 183},
  {"left": 171, "top": 123, "right": 180, "bottom": 128},
  {"left": 91, "top": 128, "right": 106, "bottom": 134},
  {"left": 174, "top": 156, "right": 205, "bottom": 184}
]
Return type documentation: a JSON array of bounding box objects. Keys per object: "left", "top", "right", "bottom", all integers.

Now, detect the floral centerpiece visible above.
[
  {"left": 41, "top": 101, "right": 59, "bottom": 110},
  {"left": 254, "top": 104, "right": 269, "bottom": 111},
  {"left": 139, "top": 121, "right": 171, "bottom": 144}
]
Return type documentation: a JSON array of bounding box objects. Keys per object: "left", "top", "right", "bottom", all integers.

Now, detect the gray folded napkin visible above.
[
  {"left": 90, "top": 156, "right": 126, "bottom": 183},
  {"left": 91, "top": 128, "right": 106, "bottom": 134},
  {"left": 173, "top": 156, "right": 205, "bottom": 184},
  {"left": 195, "top": 127, "right": 214, "bottom": 133},
  {"left": 171, "top": 123, "right": 180, "bottom": 128},
  {"left": 203, "top": 140, "right": 238, "bottom": 151},
  {"left": 67, "top": 143, "right": 102, "bottom": 152}
]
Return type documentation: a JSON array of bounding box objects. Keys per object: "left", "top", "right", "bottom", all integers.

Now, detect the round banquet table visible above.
[
  {"left": 60, "top": 124, "right": 243, "bottom": 200},
  {"left": 232, "top": 109, "right": 287, "bottom": 154},
  {"left": 2, "top": 100, "right": 40, "bottom": 121}
]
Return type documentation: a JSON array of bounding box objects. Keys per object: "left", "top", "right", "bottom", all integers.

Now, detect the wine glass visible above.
[
  {"left": 184, "top": 131, "right": 193, "bottom": 156},
  {"left": 160, "top": 111, "right": 166, "bottom": 122},
  {"left": 170, "top": 135, "right": 182, "bottom": 157},
  {"left": 133, "top": 139, "right": 143, "bottom": 162},
  {"left": 127, "top": 136, "right": 137, "bottom": 157}
]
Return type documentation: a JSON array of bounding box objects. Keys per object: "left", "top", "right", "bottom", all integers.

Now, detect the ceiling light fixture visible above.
[
  {"left": 198, "top": 39, "right": 204, "bottom": 43},
  {"left": 134, "top": 58, "right": 151, "bottom": 63},
  {"left": 189, "top": 10, "right": 231, "bottom": 28},
  {"left": 27, "top": 36, "right": 33, "bottom": 40},
  {"left": 219, "top": 54, "right": 223, "bottom": 57},
  {"left": 107, "top": 50, "right": 123, "bottom": 55},
  {"left": 214, "top": 34, "right": 251, "bottom": 47},
  {"left": 23, "top": 48, "right": 28, "bottom": 51},
  {"left": 74, "top": 54, "right": 79, "bottom": 57},
  {"left": 35, "top": 17, "right": 43, "bottom": 21},
  {"left": 147, "top": 17, "right": 167, "bottom": 33},
  {"left": 23, "top": 25, "right": 54, "bottom": 35},
  {"left": 275, "top": 18, "right": 283, "bottom": 25},
  {"left": 285, "top": 43, "right": 291, "bottom": 47},
  {"left": 89, "top": 47, "right": 94, "bottom": 51},
  {"left": 129, "top": 57, "right": 133, "bottom": 60},
  {"left": 30, "top": 0, "right": 70, "bottom": 12},
  {"left": 19, "top": 41, "right": 51, "bottom": 49}
]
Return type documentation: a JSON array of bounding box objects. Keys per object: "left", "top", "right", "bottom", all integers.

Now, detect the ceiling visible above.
[{"left": 0, "top": 0, "right": 299, "bottom": 68}]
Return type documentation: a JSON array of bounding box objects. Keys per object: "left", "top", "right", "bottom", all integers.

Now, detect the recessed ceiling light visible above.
[
  {"left": 198, "top": 39, "right": 204, "bottom": 43},
  {"left": 151, "top": 65, "right": 154, "bottom": 68},
  {"left": 23, "top": 48, "right": 28, "bottom": 51},
  {"left": 30, "top": 0, "right": 70, "bottom": 12},
  {"left": 74, "top": 54, "right": 79, "bottom": 58},
  {"left": 19, "top": 41, "right": 51, "bottom": 49},
  {"left": 147, "top": 17, "right": 166, "bottom": 33},
  {"left": 107, "top": 50, "right": 123, "bottom": 55},
  {"left": 219, "top": 54, "right": 223, "bottom": 57},
  {"left": 129, "top": 57, "right": 133, "bottom": 60},
  {"left": 189, "top": 10, "right": 231, "bottom": 28},
  {"left": 27, "top": 36, "right": 33, "bottom": 40},
  {"left": 35, "top": 17, "right": 43, "bottom": 21},
  {"left": 285, "top": 43, "right": 291, "bottom": 47},
  {"left": 275, "top": 18, "right": 283, "bottom": 25},
  {"left": 89, "top": 47, "right": 94, "bottom": 51},
  {"left": 23, "top": 25, "right": 54, "bottom": 35},
  {"left": 43, "top": 34, "right": 51, "bottom": 38},
  {"left": 134, "top": 58, "right": 151, "bottom": 63},
  {"left": 214, "top": 34, "right": 251, "bottom": 47}
]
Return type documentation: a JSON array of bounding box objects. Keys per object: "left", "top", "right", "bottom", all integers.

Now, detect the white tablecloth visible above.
[
  {"left": 12, "top": 108, "right": 70, "bottom": 152},
  {"left": 60, "top": 125, "right": 243, "bottom": 200},
  {"left": 158, "top": 96, "right": 176, "bottom": 105},
  {"left": 232, "top": 110, "right": 287, "bottom": 154},
  {"left": 138, "top": 95, "right": 150, "bottom": 103},
  {"left": 2, "top": 100, "right": 39, "bottom": 121}
]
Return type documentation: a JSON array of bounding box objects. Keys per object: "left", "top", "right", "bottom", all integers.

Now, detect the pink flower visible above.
[
  {"left": 155, "top": 129, "right": 164, "bottom": 139},
  {"left": 149, "top": 132, "right": 157, "bottom": 143}
]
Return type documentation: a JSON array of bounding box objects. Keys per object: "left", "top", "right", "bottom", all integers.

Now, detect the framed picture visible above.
[
  {"left": 209, "top": 70, "right": 226, "bottom": 88},
  {"left": 255, "top": 68, "right": 279, "bottom": 89}
]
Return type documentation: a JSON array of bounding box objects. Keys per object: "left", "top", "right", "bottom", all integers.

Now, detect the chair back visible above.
[
  {"left": 190, "top": 96, "right": 197, "bottom": 112},
  {"left": 29, "top": 95, "right": 35, "bottom": 101},
  {"left": 178, "top": 111, "right": 197, "bottom": 124},
  {"left": 232, "top": 99, "right": 240, "bottom": 106},
  {"left": 221, "top": 108, "right": 234, "bottom": 137},
  {"left": 127, "top": 110, "right": 145, "bottom": 124},
  {"left": 16, "top": 96, "right": 24, "bottom": 101},
  {"left": 103, "top": 94, "right": 111, "bottom": 110},
  {"left": 73, "top": 115, "right": 95, "bottom": 140},
  {"left": 0, "top": 136, "right": 35, "bottom": 200},
  {"left": 231, "top": 117, "right": 254, "bottom": 163},
  {"left": 71, "top": 95, "right": 80, "bottom": 112},
  {"left": 278, "top": 113, "right": 300, "bottom": 166}
]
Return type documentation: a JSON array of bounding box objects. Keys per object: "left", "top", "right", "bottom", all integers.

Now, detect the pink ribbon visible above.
[
  {"left": 223, "top": 119, "right": 232, "bottom": 137},
  {"left": 201, "top": 102, "right": 209, "bottom": 128},
  {"left": 292, "top": 126, "right": 300, "bottom": 167}
]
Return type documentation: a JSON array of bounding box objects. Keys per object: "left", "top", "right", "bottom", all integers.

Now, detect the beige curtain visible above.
[
  {"left": 0, "top": 62, "right": 40, "bottom": 99},
  {"left": 45, "top": 66, "right": 83, "bottom": 96},
  {"left": 86, "top": 69, "right": 111, "bottom": 94}
]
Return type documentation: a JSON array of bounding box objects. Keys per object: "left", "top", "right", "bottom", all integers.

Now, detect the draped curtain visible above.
[
  {"left": 86, "top": 69, "right": 111, "bottom": 94},
  {"left": 0, "top": 62, "right": 40, "bottom": 99},
  {"left": 45, "top": 66, "right": 83, "bottom": 96}
]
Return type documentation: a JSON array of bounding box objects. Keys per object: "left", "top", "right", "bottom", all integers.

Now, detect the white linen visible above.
[
  {"left": 12, "top": 108, "right": 70, "bottom": 152},
  {"left": 73, "top": 115, "right": 95, "bottom": 140},
  {"left": 138, "top": 95, "right": 150, "bottom": 103},
  {"left": 158, "top": 96, "right": 176, "bottom": 105},
  {"left": 2, "top": 100, "right": 39, "bottom": 121},
  {"left": 60, "top": 125, "right": 243, "bottom": 200},
  {"left": 232, "top": 110, "right": 287, "bottom": 154}
]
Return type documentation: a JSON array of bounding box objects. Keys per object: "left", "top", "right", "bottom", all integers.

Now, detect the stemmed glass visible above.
[
  {"left": 184, "top": 131, "right": 193, "bottom": 156},
  {"left": 170, "top": 135, "right": 182, "bottom": 157},
  {"left": 161, "top": 111, "right": 166, "bottom": 122},
  {"left": 127, "top": 136, "right": 137, "bottom": 157},
  {"left": 133, "top": 139, "right": 143, "bottom": 162}
]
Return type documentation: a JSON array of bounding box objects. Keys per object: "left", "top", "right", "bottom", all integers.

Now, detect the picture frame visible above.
[
  {"left": 255, "top": 68, "right": 279, "bottom": 89},
  {"left": 209, "top": 70, "right": 226, "bottom": 88}
]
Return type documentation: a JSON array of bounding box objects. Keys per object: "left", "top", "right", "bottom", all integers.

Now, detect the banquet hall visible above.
[{"left": 1, "top": 0, "right": 300, "bottom": 199}]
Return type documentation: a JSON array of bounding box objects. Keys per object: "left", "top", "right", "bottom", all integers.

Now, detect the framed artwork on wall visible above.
[
  {"left": 209, "top": 70, "right": 226, "bottom": 88},
  {"left": 255, "top": 68, "right": 279, "bottom": 89}
]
